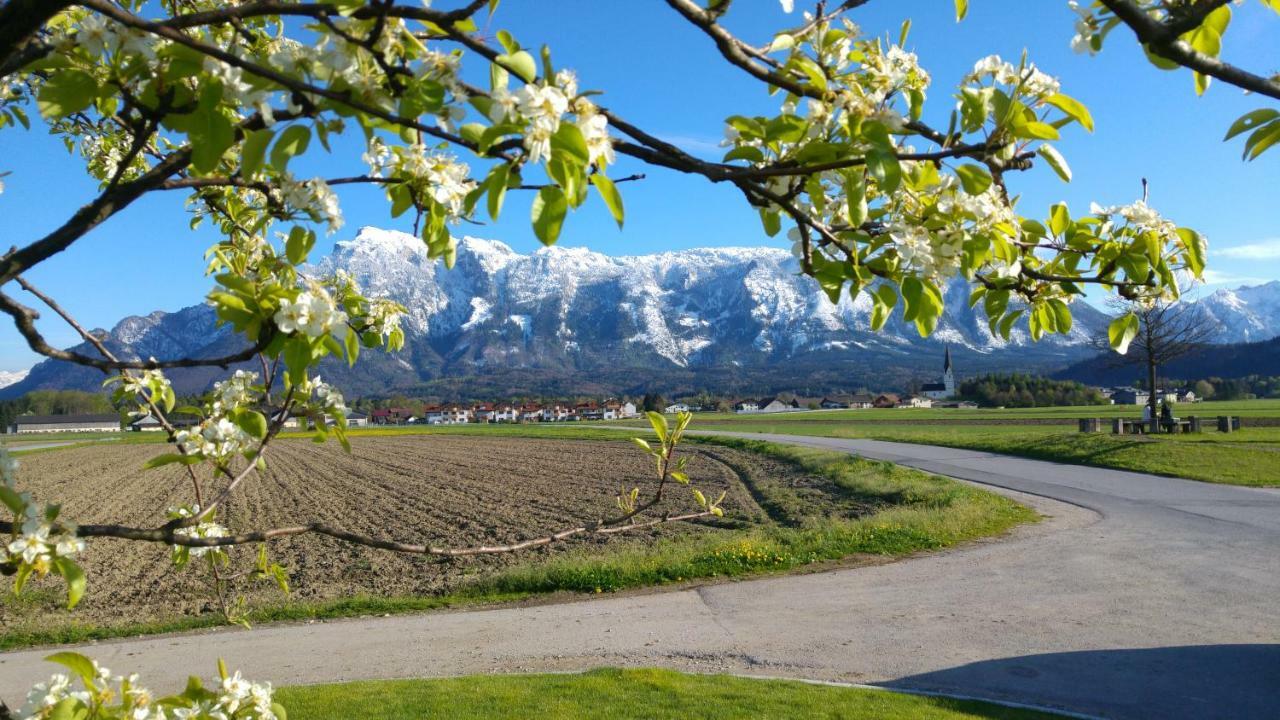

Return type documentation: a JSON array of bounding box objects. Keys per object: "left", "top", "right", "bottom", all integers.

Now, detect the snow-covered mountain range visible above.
[{"left": 4, "top": 227, "right": 1278, "bottom": 398}]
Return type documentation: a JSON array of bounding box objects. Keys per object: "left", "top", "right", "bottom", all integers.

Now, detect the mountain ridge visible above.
[{"left": 4, "top": 227, "right": 1277, "bottom": 399}]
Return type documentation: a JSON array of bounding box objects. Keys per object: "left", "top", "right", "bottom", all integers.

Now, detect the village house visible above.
[
  {"left": 873, "top": 393, "right": 900, "bottom": 408},
  {"left": 603, "top": 400, "right": 638, "bottom": 420},
  {"left": 576, "top": 402, "right": 604, "bottom": 421},
  {"left": 820, "top": 394, "right": 874, "bottom": 409},
  {"left": 370, "top": 407, "right": 415, "bottom": 425},
  {"left": 493, "top": 404, "right": 521, "bottom": 422},
  {"left": 539, "top": 404, "right": 570, "bottom": 422},
  {"left": 733, "top": 399, "right": 759, "bottom": 413},
  {"left": 1111, "top": 387, "right": 1149, "bottom": 405},
  {"left": 757, "top": 397, "right": 799, "bottom": 413},
  {"left": 664, "top": 402, "right": 690, "bottom": 414},
  {"left": 471, "top": 403, "right": 495, "bottom": 423},
  {"left": 520, "top": 404, "right": 544, "bottom": 422},
  {"left": 896, "top": 395, "right": 933, "bottom": 409}
]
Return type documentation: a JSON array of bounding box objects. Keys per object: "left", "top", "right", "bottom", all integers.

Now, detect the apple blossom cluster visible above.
[
  {"left": 168, "top": 504, "right": 229, "bottom": 560},
  {"left": 965, "top": 55, "right": 1061, "bottom": 100},
  {"left": 273, "top": 286, "right": 349, "bottom": 340},
  {"left": 304, "top": 376, "right": 349, "bottom": 421},
  {"left": 16, "top": 654, "right": 281, "bottom": 720},
  {"left": 174, "top": 417, "right": 254, "bottom": 464},
  {"left": 1089, "top": 199, "right": 1180, "bottom": 242},
  {"left": 277, "top": 175, "right": 343, "bottom": 234},
  {"left": 211, "top": 370, "right": 262, "bottom": 415},
  {"left": 488, "top": 70, "right": 615, "bottom": 169}
]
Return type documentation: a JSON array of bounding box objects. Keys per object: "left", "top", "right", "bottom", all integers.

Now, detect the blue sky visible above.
[{"left": 0, "top": 1, "right": 1277, "bottom": 371}]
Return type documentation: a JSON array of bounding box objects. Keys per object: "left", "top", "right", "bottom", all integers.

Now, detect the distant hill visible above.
[{"left": 1054, "top": 336, "right": 1280, "bottom": 386}]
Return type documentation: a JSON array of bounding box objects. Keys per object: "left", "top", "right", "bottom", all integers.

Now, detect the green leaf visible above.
[
  {"left": 845, "top": 172, "right": 867, "bottom": 226},
  {"left": 631, "top": 437, "right": 651, "bottom": 451},
  {"left": 1243, "top": 119, "right": 1280, "bottom": 160},
  {"left": 1049, "top": 202, "right": 1070, "bottom": 237},
  {"left": 36, "top": 70, "right": 97, "bottom": 119},
  {"left": 143, "top": 453, "right": 201, "bottom": 469},
  {"left": 551, "top": 123, "right": 590, "bottom": 167},
  {"left": 234, "top": 410, "right": 269, "bottom": 440},
  {"left": 46, "top": 698, "right": 83, "bottom": 720},
  {"left": 270, "top": 125, "right": 312, "bottom": 172},
  {"left": 0, "top": 485, "right": 25, "bottom": 514},
  {"left": 240, "top": 129, "right": 274, "bottom": 178},
  {"left": 188, "top": 84, "right": 234, "bottom": 175},
  {"left": 285, "top": 226, "right": 316, "bottom": 265},
  {"left": 1043, "top": 93, "right": 1094, "bottom": 133},
  {"left": 590, "top": 175, "right": 624, "bottom": 229},
  {"left": 954, "top": 164, "right": 992, "bottom": 195},
  {"left": 284, "top": 338, "right": 312, "bottom": 387},
  {"left": 759, "top": 208, "right": 781, "bottom": 237},
  {"left": 1013, "top": 120, "right": 1060, "bottom": 141},
  {"left": 866, "top": 149, "right": 901, "bottom": 193},
  {"left": 1108, "top": 312, "right": 1140, "bottom": 354},
  {"left": 1177, "top": 227, "right": 1207, "bottom": 276},
  {"left": 485, "top": 163, "right": 511, "bottom": 220},
  {"left": 954, "top": 0, "right": 968, "bottom": 21},
  {"left": 498, "top": 50, "right": 537, "bottom": 83},
  {"left": 1048, "top": 298, "right": 1073, "bottom": 334},
  {"left": 45, "top": 651, "right": 98, "bottom": 685},
  {"left": 1225, "top": 109, "right": 1280, "bottom": 141},
  {"left": 1037, "top": 144, "right": 1072, "bottom": 182},
  {"left": 54, "top": 557, "right": 86, "bottom": 609},
  {"left": 530, "top": 186, "right": 568, "bottom": 245}
]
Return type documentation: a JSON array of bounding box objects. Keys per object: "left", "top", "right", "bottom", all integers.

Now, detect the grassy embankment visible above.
[
  {"left": 276, "top": 668, "right": 1065, "bottom": 720},
  {"left": 1, "top": 434, "right": 1033, "bottom": 649}
]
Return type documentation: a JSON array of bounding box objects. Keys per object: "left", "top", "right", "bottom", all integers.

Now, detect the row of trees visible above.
[
  {"left": 958, "top": 373, "right": 1108, "bottom": 408},
  {"left": 0, "top": 388, "right": 113, "bottom": 430}
]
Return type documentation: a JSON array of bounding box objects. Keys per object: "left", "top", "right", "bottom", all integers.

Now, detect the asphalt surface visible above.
[{"left": 3, "top": 435, "right": 1278, "bottom": 719}]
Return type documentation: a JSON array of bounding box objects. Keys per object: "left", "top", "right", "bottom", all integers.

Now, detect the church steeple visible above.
[{"left": 943, "top": 345, "right": 952, "bottom": 374}]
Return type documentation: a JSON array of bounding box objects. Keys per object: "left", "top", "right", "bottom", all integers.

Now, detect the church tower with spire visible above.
[{"left": 922, "top": 346, "right": 957, "bottom": 400}]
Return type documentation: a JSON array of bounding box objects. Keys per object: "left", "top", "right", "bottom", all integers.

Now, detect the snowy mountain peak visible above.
[
  {"left": 7, "top": 227, "right": 1276, "bottom": 400},
  {"left": 1194, "top": 279, "right": 1280, "bottom": 343}
]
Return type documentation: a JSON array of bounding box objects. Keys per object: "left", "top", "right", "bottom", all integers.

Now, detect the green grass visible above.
[
  {"left": 680, "top": 420, "right": 1280, "bottom": 487},
  {"left": 1, "top": 438, "right": 1033, "bottom": 650},
  {"left": 276, "top": 668, "right": 1065, "bottom": 719},
  {"left": 696, "top": 398, "right": 1280, "bottom": 421}
]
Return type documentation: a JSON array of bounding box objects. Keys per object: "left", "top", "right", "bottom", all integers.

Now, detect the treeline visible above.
[
  {"left": 958, "top": 373, "right": 1108, "bottom": 408},
  {"left": 1188, "top": 376, "right": 1280, "bottom": 401},
  {"left": 0, "top": 390, "right": 115, "bottom": 430}
]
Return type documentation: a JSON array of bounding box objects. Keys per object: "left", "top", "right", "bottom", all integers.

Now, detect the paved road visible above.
[{"left": 3, "top": 435, "right": 1278, "bottom": 719}]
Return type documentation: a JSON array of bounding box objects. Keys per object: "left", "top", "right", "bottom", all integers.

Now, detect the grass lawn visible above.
[
  {"left": 276, "top": 668, "right": 1064, "bottom": 719},
  {"left": 1, "top": 437, "right": 1033, "bottom": 650},
  {"left": 676, "top": 419, "right": 1280, "bottom": 487}
]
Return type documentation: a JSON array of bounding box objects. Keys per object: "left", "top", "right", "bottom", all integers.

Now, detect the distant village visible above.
[{"left": 5, "top": 348, "right": 1205, "bottom": 433}]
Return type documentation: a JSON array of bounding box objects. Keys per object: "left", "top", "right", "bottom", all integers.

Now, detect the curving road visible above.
[{"left": 3, "top": 435, "right": 1279, "bottom": 719}]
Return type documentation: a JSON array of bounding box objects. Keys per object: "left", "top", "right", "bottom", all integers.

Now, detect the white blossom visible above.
[{"left": 278, "top": 176, "right": 343, "bottom": 233}]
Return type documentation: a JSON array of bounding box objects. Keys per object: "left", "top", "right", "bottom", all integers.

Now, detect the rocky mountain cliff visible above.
[{"left": 6, "top": 227, "right": 1271, "bottom": 399}]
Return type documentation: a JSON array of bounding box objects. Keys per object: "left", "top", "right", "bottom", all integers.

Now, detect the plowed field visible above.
[{"left": 2, "top": 436, "right": 795, "bottom": 629}]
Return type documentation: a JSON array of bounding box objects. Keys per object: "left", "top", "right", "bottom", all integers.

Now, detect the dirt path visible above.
[{"left": 4, "top": 436, "right": 1278, "bottom": 720}]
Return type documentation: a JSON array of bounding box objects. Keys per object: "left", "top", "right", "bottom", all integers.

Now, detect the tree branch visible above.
[{"left": 1100, "top": 0, "right": 1280, "bottom": 101}]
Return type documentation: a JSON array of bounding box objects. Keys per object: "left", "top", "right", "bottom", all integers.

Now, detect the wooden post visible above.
[
  {"left": 1188, "top": 416, "right": 1201, "bottom": 433},
  {"left": 1112, "top": 418, "right": 1125, "bottom": 435},
  {"left": 1217, "top": 416, "right": 1233, "bottom": 433}
]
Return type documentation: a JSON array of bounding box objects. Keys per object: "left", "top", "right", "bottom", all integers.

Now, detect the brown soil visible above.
[{"left": 1, "top": 436, "right": 797, "bottom": 630}]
